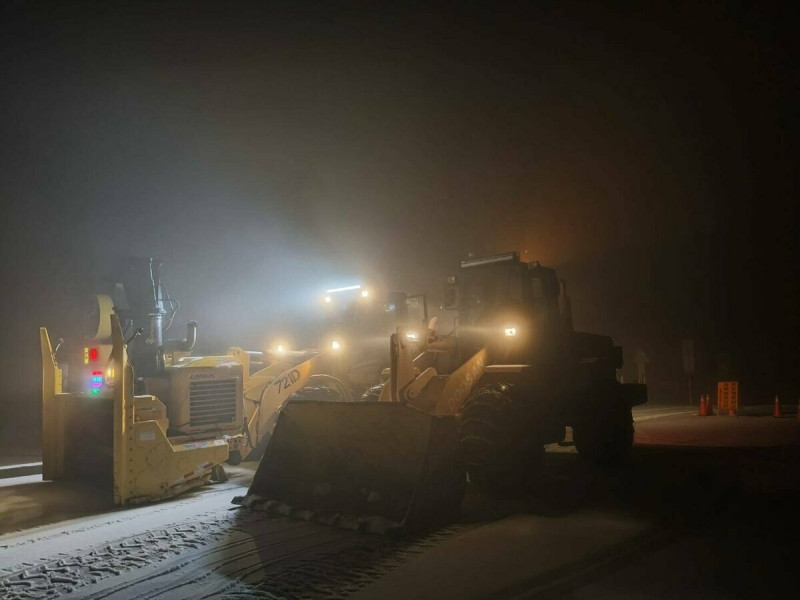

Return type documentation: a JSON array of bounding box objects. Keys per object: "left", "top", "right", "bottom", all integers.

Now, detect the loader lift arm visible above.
[{"left": 235, "top": 350, "right": 353, "bottom": 460}]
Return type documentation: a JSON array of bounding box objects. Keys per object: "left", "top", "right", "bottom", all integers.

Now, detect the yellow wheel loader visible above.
[
  {"left": 271, "top": 283, "right": 429, "bottom": 399},
  {"left": 230, "top": 346, "right": 354, "bottom": 463},
  {"left": 239, "top": 252, "right": 647, "bottom": 533}
]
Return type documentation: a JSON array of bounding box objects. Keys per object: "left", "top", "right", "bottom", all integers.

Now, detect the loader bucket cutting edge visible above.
[{"left": 241, "top": 401, "right": 465, "bottom": 534}]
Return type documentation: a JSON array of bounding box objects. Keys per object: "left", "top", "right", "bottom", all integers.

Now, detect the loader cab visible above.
[
  {"left": 321, "top": 285, "right": 397, "bottom": 345},
  {"left": 320, "top": 286, "right": 428, "bottom": 346},
  {"left": 317, "top": 285, "right": 428, "bottom": 391},
  {"left": 447, "top": 252, "right": 567, "bottom": 362}
]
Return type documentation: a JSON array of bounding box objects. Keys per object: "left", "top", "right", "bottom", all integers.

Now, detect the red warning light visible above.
[{"left": 89, "top": 347, "right": 99, "bottom": 362}]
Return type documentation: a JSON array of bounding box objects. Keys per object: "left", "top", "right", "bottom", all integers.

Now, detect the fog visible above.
[{"left": 1, "top": 2, "right": 795, "bottom": 442}]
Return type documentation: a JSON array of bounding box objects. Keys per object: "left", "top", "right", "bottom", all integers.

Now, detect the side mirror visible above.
[
  {"left": 427, "top": 316, "right": 438, "bottom": 334},
  {"left": 405, "top": 294, "right": 429, "bottom": 324},
  {"left": 444, "top": 284, "right": 459, "bottom": 310}
]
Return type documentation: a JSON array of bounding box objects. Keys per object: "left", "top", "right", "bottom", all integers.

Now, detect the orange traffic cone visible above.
[
  {"left": 699, "top": 394, "right": 707, "bottom": 416},
  {"left": 773, "top": 395, "right": 782, "bottom": 418}
]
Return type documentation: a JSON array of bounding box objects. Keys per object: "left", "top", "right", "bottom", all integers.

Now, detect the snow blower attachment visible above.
[{"left": 41, "top": 315, "right": 228, "bottom": 505}]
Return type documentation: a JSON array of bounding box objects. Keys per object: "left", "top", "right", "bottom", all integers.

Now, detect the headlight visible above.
[
  {"left": 361, "top": 289, "right": 369, "bottom": 298},
  {"left": 323, "top": 295, "right": 332, "bottom": 303},
  {"left": 331, "top": 340, "right": 341, "bottom": 350},
  {"left": 275, "top": 344, "right": 286, "bottom": 354},
  {"left": 406, "top": 332, "right": 418, "bottom": 340},
  {"left": 504, "top": 327, "right": 518, "bottom": 337}
]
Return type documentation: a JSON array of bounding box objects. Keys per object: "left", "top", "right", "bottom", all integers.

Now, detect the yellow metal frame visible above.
[
  {"left": 40, "top": 327, "right": 63, "bottom": 481},
  {"left": 41, "top": 316, "right": 229, "bottom": 506}
]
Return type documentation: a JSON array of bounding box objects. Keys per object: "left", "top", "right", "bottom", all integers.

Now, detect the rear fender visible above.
[{"left": 621, "top": 383, "right": 648, "bottom": 407}]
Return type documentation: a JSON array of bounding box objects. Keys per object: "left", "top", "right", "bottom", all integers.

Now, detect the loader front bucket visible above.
[{"left": 238, "top": 401, "right": 465, "bottom": 534}]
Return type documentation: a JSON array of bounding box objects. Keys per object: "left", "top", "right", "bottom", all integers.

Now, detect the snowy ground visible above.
[{"left": 2, "top": 409, "right": 799, "bottom": 599}]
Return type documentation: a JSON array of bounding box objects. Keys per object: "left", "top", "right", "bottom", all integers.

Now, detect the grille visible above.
[{"left": 189, "top": 378, "right": 238, "bottom": 427}]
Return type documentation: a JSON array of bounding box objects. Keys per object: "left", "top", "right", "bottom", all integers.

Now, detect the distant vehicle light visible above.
[
  {"left": 331, "top": 340, "right": 341, "bottom": 350},
  {"left": 325, "top": 284, "right": 362, "bottom": 293},
  {"left": 323, "top": 296, "right": 332, "bottom": 303},
  {"left": 361, "top": 289, "right": 369, "bottom": 298},
  {"left": 276, "top": 344, "right": 286, "bottom": 354},
  {"left": 461, "top": 252, "right": 519, "bottom": 269},
  {"left": 406, "top": 332, "right": 418, "bottom": 340},
  {"left": 504, "top": 327, "right": 518, "bottom": 337}
]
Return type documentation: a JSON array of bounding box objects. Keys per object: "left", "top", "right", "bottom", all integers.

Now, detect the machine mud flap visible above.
[{"left": 237, "top": 400, "right": 465, "bottom": 535}]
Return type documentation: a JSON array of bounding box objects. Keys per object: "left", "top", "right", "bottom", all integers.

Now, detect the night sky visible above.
[{"left": 0, "top": 1, "right": 796, "bottom": 435}]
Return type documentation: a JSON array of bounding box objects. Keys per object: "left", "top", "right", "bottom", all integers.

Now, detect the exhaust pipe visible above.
[
  {"left": 182, "top": 320, "right": 197, "bottom": 351},
  {"left": 163, "top": 320, "right": 197, "bottom": 352}
]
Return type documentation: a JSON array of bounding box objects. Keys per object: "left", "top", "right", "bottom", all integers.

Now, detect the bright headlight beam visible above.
[
  {"left": 504, "top": 327, "right": 518, "bottom": 337},
  {"left": 331, "top": 340, "right": 341, "bottom": 350},
  {"left": 323, "top": 295, "right": 332, "bottom": 303},
  {"left": 326, "top": 284, "right": 362, "bottom": 293},
  {"left": 361, "top": 289, "right": 369, "bottom": 297},
  {"left": 406, "top": 332, "right": 418, "bottom": 340}
]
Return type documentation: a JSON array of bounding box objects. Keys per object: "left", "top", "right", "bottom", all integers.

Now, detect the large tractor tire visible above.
[
  {"left": 360, "top": 383, "right": 384, "bottom": 402},
  {"left": 225, "top": 450, "right": 242, "bottom": 466},
  {"left": 457, "top": 383, "right": 542, "bottom": 492},
  {"left": 287, "top": 386, "right": 345, "bottom": 403},
  {"left": 572, "top": 390, "right": 633, "bottom": 466}
]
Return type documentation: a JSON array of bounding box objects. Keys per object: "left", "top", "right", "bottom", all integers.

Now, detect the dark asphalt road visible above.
[{"left": 353, "top": 413, "right": 800, "bottom": 599}]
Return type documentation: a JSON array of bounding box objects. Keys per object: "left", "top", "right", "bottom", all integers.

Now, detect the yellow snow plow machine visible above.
[
  {"left": 305, "top": 283, "right": 429, "bottom": 396},
  {"left": 41, "top": 315, "right": 229, "bottom": 505},
  {"left": 39, "top": 257, "right": 349, "bottom": 506},
  {"left": 239, "top": 252, "right": 647, "bottom": 534}
]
